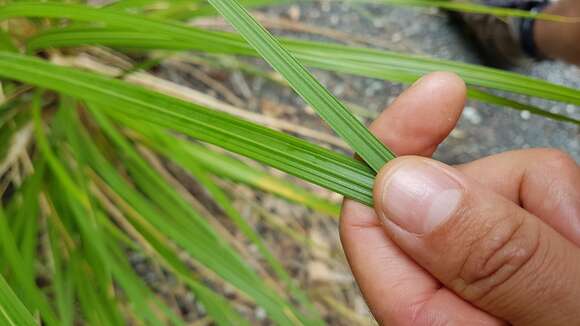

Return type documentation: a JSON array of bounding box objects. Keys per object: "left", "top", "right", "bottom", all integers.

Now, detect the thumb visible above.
[{"left": 374, "top": 156, "right": 580, "bottom": 325}]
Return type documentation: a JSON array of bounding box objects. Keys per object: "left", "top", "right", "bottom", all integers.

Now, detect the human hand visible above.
[{"left": 340, "top": 72, "right": 580, "bottom": 325}]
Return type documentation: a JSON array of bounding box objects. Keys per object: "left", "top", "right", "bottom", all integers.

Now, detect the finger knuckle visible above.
[
  {"left": 539, "top": 149, "right": 579, "bottom": 176},
  {"left": 452, "top": 215, "right": 541, "bottom": 304}
]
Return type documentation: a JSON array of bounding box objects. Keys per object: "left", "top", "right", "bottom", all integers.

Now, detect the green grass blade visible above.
[
  {"left": 207, "top": 0, "right": 395, "bottom": 171},
  {"left": 4, "top": 2, "right": 579, "bottom": 108},
  {"left": 74, "top": 104, "right": 312, "bottom": 325},
  {"left": 143, "top": 133, "right": 341, "bottom": 217},
  {"left": 0, "top": 52, "right": 375, "bottom": 206},
  {"left": 23, "top": 26, "right": 579, "bottom": 123},
  {"left": 0, "top": 254, "right": 37, "bottom": 326},
  {"left": 467, "top": 89, "right": 579, "bottom": 125},
  {"left": 0, "top": 30, "right": 17, "bottom": 53},
  {"left": 10, "top": 162, "right": 44, "bottom": 286},
  {"left": 125, "top": 125, "right": 323, "bottom": 318},
  {"left": 161, "top": 155, "right": 321, "bottom": 320},
  {"left": 35, "top": 96, "right": 171, "bottom": 326},
  {"left": 0, "top": 198, "right": 58, "bottom": 325},
  {"left": 46, "top": 224, "right": 75, "bottom": 326},
  {"left": 0, "top": 2, "right": 395, "bottom": 171}
]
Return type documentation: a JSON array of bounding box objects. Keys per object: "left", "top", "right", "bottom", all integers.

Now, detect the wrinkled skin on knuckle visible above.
[
  {"left": 450, "top": 212, "right": 541, "bottom": 305},
  {"left": 528, "top": 150, "right": 580, "bottom": 202},
  {"left": 537, "top": 149, "right": 578, "bottom": 172},
  {"left": 523, "top": 149, "right": 580, "bottom": 235}
]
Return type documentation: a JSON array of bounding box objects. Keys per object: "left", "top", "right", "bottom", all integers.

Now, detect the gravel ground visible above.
[{"left": 260, "top": 1, "right": 579, "bottom": 163}]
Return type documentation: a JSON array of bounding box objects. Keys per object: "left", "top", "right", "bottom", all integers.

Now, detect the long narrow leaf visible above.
[
  {"left": 3, "top": 2, "right": 578, "bottom": 110},
  {"left": 0, "top": 3, "right": 396, "bottom": 170},
  {"left": 73, "top": 103, "right": 314, "bottom": 325},
  {"left": 207, "top": 0, "right": 395, "bottom": 171},
  {"left": 0, "top": 258, "right": 37, "bottom": 326},
  {"left": 22, "top": 26, "right": 580, "bottom": 122},
  {"left": 0, "top": 52, "right": 376, "bottom": 206}
]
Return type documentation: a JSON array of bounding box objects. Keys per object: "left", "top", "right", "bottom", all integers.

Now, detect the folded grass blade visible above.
[
  {"left": 207, "top": 0, "right": 395, "bottom": 171},
  {"left": 0, "top": 2, "right": 395, "bottom": 171}
]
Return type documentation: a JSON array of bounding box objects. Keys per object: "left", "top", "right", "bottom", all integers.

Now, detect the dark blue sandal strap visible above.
[{"left": 519, "top": 1, "right": 550, "bottom": 58}]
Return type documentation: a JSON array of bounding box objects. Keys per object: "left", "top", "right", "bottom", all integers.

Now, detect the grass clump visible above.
[{"left": 0, "top": 0, "right": 577, "bottom": 324}]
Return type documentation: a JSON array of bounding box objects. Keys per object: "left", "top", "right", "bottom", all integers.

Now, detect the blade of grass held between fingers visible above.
[{"left": 206, "top": 0, "right": 396, "bottom": 172}]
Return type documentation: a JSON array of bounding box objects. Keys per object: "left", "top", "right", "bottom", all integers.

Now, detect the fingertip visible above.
[
  {"left": 371, "top": 72, "right": 467, "bottom": 156},
  {"left": 419, "top": 71, "right": 467, "bottom": 96},
  {"left": 405, "top": 71, "right": 467, "bottom": 128}
]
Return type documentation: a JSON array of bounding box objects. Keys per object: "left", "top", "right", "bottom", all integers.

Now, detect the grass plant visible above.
[{"left": 0, "top": 0, "right": 577, "bottom": 324}]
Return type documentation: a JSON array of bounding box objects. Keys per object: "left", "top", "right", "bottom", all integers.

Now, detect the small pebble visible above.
[
  {"left": 520, "top": 110, "right": 531, "bottom": 120},
  {"left": 463, "top": 106, "right": 482, "bottom": 125},
  {"left": 287, "top": 5, "right": 300, "bottom": 21}
]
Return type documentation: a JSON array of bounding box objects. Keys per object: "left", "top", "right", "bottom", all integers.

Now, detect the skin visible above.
[
  {"left": 340, "top": 72, "right": 580, "bottom": 325},
  {"left": 535, "top": 0, "right": 580, "bottom": 65}
]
